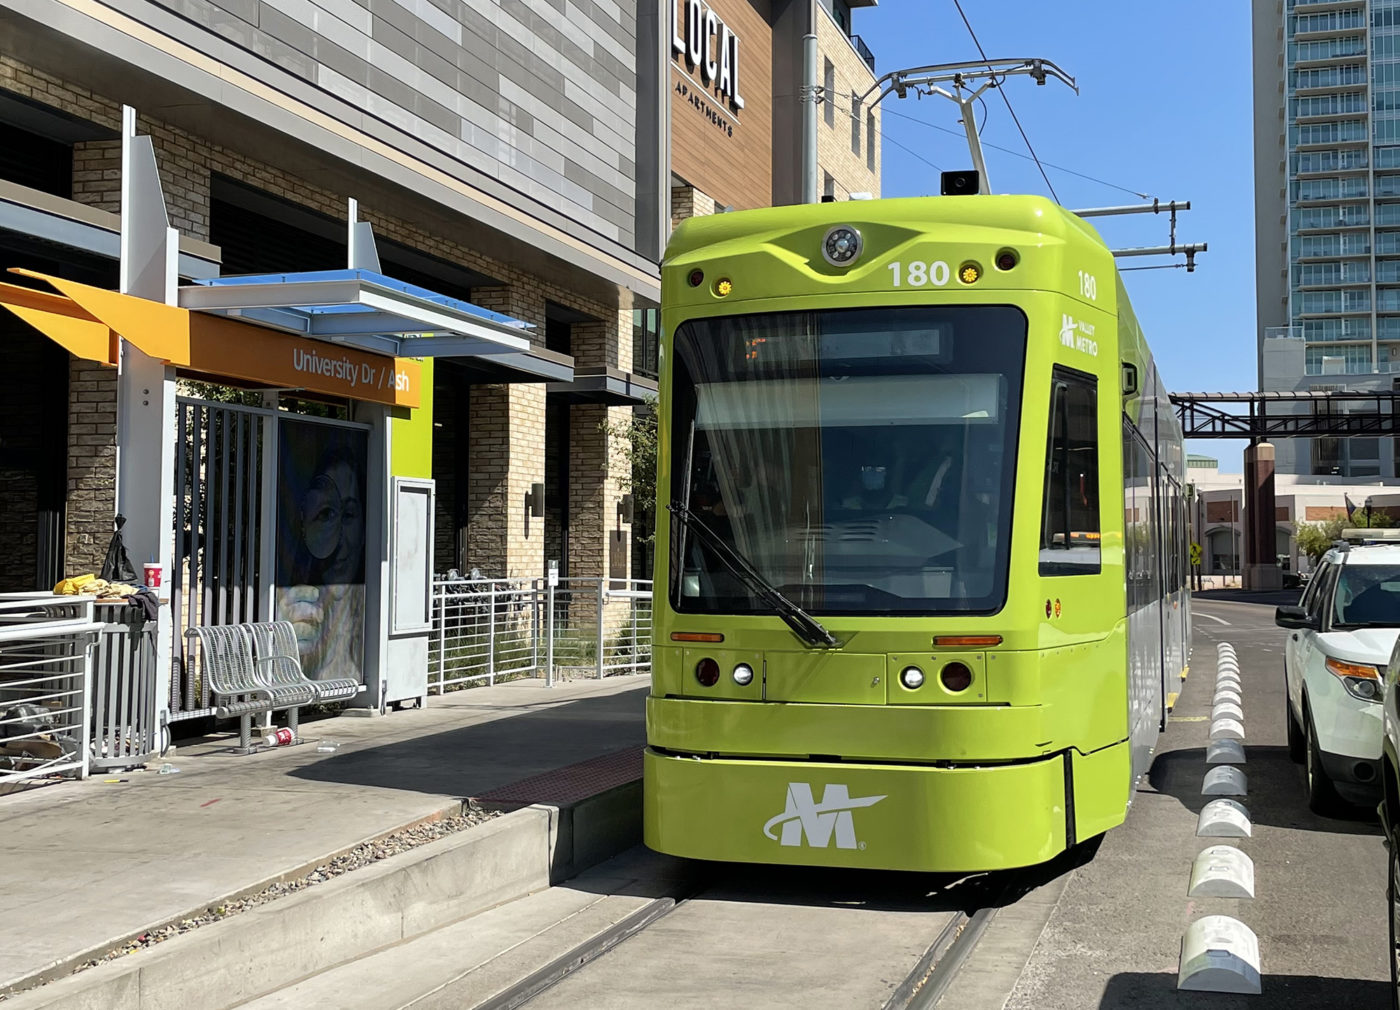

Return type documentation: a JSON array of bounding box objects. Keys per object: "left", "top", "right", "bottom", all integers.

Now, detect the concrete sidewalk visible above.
[{"left": 0, "top": 674, "right": 648, "bottom": 997}]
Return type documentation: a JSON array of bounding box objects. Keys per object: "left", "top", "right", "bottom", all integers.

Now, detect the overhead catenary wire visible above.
[
  {"left": 950, "top": 0, "right": 1060, "bottom": 203},
  {"left": 879, "top": 105, "right": 1154, "bottom": 199},
  {"left": 819, "top": 59, "right": 1154, "bottom": 201},
  {"left": 884, "top": 132, "right": 943, "bottom": 175}
]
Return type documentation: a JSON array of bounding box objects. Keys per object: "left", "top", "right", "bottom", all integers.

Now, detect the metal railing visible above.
[
  {"left": 91, "top": 608, "right": 160, "bottom": 771},
  {"left": 428, "top": 576, "right": 653, "bottom": 693},
  {"left": 851, "top": 34, "right": 876, "bottom": 73},
  {"left": 0, "top": 593, "right": 100, "bottom": 787}
]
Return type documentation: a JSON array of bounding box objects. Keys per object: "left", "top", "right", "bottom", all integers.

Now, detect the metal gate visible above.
[{"left": 169, "top": 398, "right": 272, "bottom": 721}]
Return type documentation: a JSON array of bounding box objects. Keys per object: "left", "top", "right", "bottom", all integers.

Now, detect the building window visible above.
[
  {"left": 633, "top": 308, "right": 659, "bottom": 380},
  {"left": 850, "top": 93, "right": 861, "bottom": 155},
  {"left": 866, "top": 111, "right": 876, "bottom": 171},
  {"left": 823, "top": 60, "right": 835, "bottom": 128},
  {"left": 823, "top": 172, "right": 836, "bottom": 202}
]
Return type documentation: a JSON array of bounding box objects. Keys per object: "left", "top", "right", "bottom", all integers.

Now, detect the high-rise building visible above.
[{"left": 1255, "top": 0, "right": 1400, "bottom": 477}]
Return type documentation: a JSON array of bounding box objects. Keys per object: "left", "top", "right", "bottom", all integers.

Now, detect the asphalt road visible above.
[{"left": 985, "top": 591, "right": 1390, "bottom": 1010}]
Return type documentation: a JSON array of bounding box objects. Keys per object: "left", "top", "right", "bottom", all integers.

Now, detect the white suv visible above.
[{"left": 1277, "top": 542, "right": 1400, "bottom": 813}]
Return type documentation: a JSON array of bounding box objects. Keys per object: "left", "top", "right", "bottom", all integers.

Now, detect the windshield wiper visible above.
[{"left": 668, "top": 501, "right": 838, "bottom": 649}]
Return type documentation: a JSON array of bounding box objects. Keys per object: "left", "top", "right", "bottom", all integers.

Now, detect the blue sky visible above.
[{"left": 856, "top": 1, "right": 1255, "bottom": 471}]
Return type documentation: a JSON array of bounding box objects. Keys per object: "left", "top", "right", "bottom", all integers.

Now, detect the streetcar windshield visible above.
[{"left": 670, "top": 305, "right": 1027, "bottom": 615}]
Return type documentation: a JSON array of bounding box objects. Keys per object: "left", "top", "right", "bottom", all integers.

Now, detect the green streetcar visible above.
[{"left": 645, "top": 194, "right": 1190, "bottom": 872}]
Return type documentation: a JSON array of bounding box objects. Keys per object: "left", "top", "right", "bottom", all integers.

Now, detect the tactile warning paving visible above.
[{"left": 474, "top": 747, "right": 643, "bottom": 807}]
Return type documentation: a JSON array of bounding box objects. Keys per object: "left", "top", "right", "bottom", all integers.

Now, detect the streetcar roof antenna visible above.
[{"left": 858, "top": 58, "right": 1076, "bottom": 197}]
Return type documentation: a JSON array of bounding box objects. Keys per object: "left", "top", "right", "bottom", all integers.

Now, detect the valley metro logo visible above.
[{"left": 761, "top": 783, "right": 886, "bottom": 849}]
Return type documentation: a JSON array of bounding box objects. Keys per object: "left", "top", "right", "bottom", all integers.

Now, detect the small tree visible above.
[
  {"left": 1296, "top": 518, "right": 1343, "bottom": 565},
  {"left": 1296, "top": 510, "right": 1396, "bottom": 565},
  {"left": 601, "top": 396, "right": 658, "bottom": 544}
]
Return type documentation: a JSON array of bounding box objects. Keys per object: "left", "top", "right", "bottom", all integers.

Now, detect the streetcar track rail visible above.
[
  {"left": 483, "top": 839, "right": 1094, "bottom": 1010},
  {"left": 881, "top": 910, "right": 971, "bottom": 1009},
  {"left": 474, "top": 894, "right": 687, "bottom": 1010}
]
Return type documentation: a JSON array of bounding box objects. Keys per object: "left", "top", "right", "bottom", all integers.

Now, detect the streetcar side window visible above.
[{"left": 1039, "top": 368, "right": 1101, "bottom": 575}]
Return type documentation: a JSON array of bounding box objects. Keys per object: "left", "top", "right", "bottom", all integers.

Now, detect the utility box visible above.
[{"left": 383, "top": 476, "right": 434, "bottom": 708}]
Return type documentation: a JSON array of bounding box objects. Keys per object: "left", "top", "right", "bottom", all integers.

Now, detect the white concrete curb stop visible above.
[
  {"left": 1206, "top": 739, "right": 1246, "bottom": 764},
  {"left": 1197, "top": 797, "right": 1252, "bottom": 837},
  {"left": 1202, "top": 766, "right": 1248, "bottom": 796},
  {"left": 1178, "top": 915, "right": 1262, "bottom": 993},
  {"left": 1211, "top": 700, "right": 1245, "bottom": 723},
  {"left": 1210, "top": 717, "right": 1245, "bottom": 742},
  {"left": 1188, "top": 845, "right": 1256, "bottom": 899}
]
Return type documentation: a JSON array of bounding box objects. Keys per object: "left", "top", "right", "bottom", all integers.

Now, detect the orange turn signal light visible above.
[
  {"left": 933, "top": 635, "right": 1004, "bottom": 648},
  {"left": 1325, "top": 657, "right": 1380, "bottom": 681},
  {"left": 671, "top": 632, "right": 724, "bottom": 643}
]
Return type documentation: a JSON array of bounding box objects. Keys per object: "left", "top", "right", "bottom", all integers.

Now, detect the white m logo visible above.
[
  {"left": 1059, "top": 314, "right": 1077, "bottom": 347},
  {"left": 761, "top": 783, "right": 886, "bottom": 849}
]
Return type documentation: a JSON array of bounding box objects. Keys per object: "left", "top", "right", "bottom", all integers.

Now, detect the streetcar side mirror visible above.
[{"left": 1274, "top": 605, "right": 1315, "bottom": 631}]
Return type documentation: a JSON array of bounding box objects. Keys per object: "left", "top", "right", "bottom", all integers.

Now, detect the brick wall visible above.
[
  {"left": 671, "top": 185, "right": 717, "bottom": 231},
  {"left": 65, "top": 359, "right": 118, "bottom": 574},
  {"left": 465, "top": 287, "right": 548, "bottom": 580},
  {"left": 568, "top": 402, "right": 632, "bottom": 623},
  {"left": 815, "top": 9, "right": 881, "bottom": 200}
]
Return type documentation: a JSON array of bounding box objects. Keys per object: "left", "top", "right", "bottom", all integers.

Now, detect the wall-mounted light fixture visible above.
[
  {"left": 617, "top": 493, "right": 634, "bottom": 525},
  {"left": 526, "top": 482, "right": 545, "bottom": 517}
]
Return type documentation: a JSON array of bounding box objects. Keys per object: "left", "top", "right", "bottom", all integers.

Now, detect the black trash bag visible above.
[{"left": 100, "top": 514, "right": 138, "bottom": 584}]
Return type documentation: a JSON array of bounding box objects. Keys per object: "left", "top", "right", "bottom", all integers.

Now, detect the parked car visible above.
[
  {"left": 1276, "top": 542, "right": 1400, "bottom": 813},
  {"left": 1379, "top": 637, "right": 1400, "bottom": 1010}
]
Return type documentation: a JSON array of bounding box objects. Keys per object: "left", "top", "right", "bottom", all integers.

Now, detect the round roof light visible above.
[{"left": 822, "top": 226, "right": 863, "bottom": 267}]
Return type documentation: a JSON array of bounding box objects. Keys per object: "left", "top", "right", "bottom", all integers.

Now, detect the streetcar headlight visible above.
[
  {"left": 695, "top": 658, "right": 721, "bottom": 687},
  {"left": 958, "top": 262, "right": 983, "bottom": 284},
  {"left": 900, "top": 666, "right": 925, "bottom": 690},
  {"left": 821, "top": 226, "right": 863, "bottom": 267},
  {"left": 732, "top": 663, "right": 754, "bottom": 686},
  {"left": 940, "top": 662, "right": 974, "bottom": 693}
]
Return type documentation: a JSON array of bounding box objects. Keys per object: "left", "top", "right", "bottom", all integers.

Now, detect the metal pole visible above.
[
  {"left": 1072, "top": 200, "right": 1191, "bottom": 218},
  {"left": 595, "top": 579, "right": 606, "bottom": 680},
  {"left": 959, "top": 95, "right": 991, "bottom": 194},
  {"left": 802, "top": 33, "right": 818, "bottom": 204},
  {"left": 436, "top": 587, "right": 445, "bottom": 694},
  {"left": 487, "top": 583, "right": 496, "bottom": 687},
  {"left": 1112, "top": 243, "right": 1209, "bottom": 258},
  {"left": 546, "top": 579, "right": 555, "bottom": 689},
  {"left": 79, "top": 630, "right": 93, "bottom": 779}
]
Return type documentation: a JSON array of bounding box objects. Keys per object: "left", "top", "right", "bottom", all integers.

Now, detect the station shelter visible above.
[{"left": 0, "top": 111, "right": 544, "bottom": 737}]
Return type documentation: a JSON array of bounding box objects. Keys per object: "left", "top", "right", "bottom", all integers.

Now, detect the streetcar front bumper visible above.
[{"left": 644, "top": 745, "right": 1120, "bottom": 873}]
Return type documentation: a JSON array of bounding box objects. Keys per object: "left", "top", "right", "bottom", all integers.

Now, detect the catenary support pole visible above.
[{"left": 802, "top": 33, "right": 817, "bottom": 204}]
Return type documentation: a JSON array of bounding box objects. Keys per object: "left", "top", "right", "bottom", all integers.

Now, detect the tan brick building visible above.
[
  {"left": 814, "top": 0, "right": 882, "bottom": 202},
  {"left": 667, "top": 0, "right": 882, "bottom": 228}
]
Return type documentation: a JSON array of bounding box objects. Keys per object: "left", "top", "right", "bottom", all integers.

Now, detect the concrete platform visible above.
[{"left": 0, "top": 674, "right": 648, "bottom": 1001}]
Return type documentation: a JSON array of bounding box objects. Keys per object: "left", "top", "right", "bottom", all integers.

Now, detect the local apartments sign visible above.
[{"left": 672, "top": 0, "right": 745, "bottom": 136}]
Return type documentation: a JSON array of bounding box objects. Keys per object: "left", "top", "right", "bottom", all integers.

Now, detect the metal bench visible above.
[
  {"left": 185, "top": 624, "right": 313, "bottom": 753},
  {"left": 242, "top": 621, "right": 364, "bottom": 705}
]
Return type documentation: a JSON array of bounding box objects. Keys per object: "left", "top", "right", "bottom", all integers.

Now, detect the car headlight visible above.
[{"left": 1325, "top": 657, "right": 1383, "bottom": 704}]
